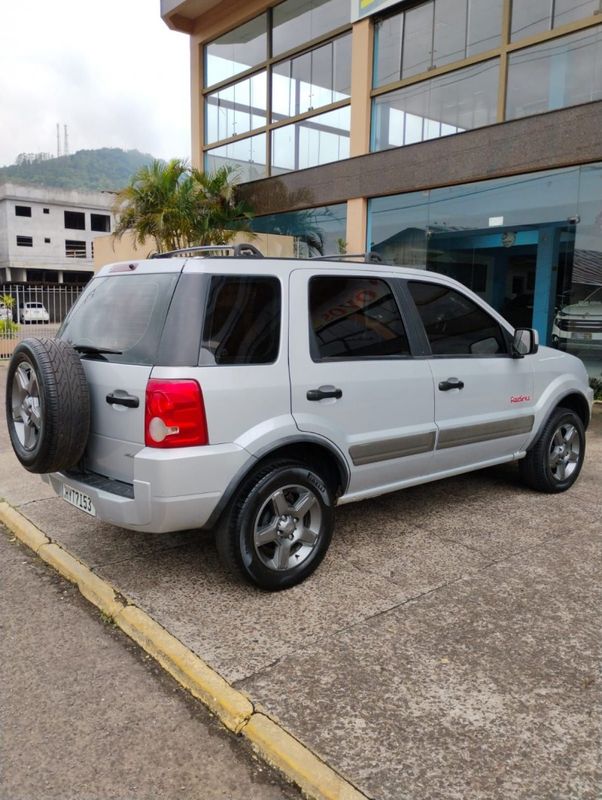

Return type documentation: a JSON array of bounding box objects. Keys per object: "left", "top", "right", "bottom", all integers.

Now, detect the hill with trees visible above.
[{"left": 0, "top": 148, "right": 155, "bottom": 191}]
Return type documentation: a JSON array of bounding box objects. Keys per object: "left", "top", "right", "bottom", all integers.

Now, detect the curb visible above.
[{"left": 0, "top": 501, "right": 367, "bottom": 800}]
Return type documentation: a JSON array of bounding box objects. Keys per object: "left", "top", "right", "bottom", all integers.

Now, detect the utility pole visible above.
[
  {"left": 64, "top": 124, "right": 69, "bottom": 156},
  {"left": 56, "top": 123, "right": 61, "bottom": 158}
]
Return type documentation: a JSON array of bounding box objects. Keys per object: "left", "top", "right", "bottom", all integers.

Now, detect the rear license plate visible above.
[
  {"left": 63, "top": 484, "right": 96, "bottom": 517},
  {"left": 574, "top": 332, "right": 592, "bottom": 341}
]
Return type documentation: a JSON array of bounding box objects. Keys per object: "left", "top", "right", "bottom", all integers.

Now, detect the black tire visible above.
[
  {"left": 5, "top": 338, "right": 90, "bottom": 474},
  {"left": 215, "top": 460, "right": 335, "bottom": 591},
  {"left": 519, "top": 407, "right": 585, "bottom": 493}
]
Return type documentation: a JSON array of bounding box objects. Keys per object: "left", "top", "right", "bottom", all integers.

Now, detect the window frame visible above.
[
  {"left": 64, "top": 210, "right": 86, "bottom": 231},
  {"left": 15, "top": 205, "right": 32, "bottom": 217},
  {"left": 202, "top": 4, "right": 352, "bottom": 181},
  {"left": 90, "top": 213, "right": 111, "bottom": 233},
  {"left": 307, "top": 273, "right": 418, "bottom": 363},
  {"left": 370, "top": 1, "right": 602, "bottom": 135},
  {"left": 401, "top": 278, "right": 514, "bottom": 359}
]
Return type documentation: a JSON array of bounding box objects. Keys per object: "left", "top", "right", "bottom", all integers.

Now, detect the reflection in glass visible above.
[
  {"left": 310, "top": 277, "right": 410, "bottom": 359},
  {"left": 554, "top": 0, "right": 600, "bottom": 27},
  {"left": 510, "top": 0, "right": 552, "bottom": 40},
  {"left": 434, "top": 0, "right": 470, "bottom": 68},
  {"left": 205, "top": 72, "right": 267, "bottom": 144},
  {"left": 272, "top": 0, "right": 349, "bottom": 56},
  {"left": 272, "top": 34, "right": 351, "bottom": 121},
  {"left": 506, "top": 26, "right": 602, "bottom": 120},
  {"left": 205, "top": 14, "right": 267, "bottom": 87},
  {"left": 402, "top": 1, "right": 434, "bottom": 78},
  {"left": 204, "top": 133, "right": 267, "bottom": 183},
  {"left": 368, "top": 163, "right": 602, "bottom": 380},
  {"left": 511, "top": 0, "right": 599, "bottom": 41},
  {"left": 251, "top": 204, "right": 347, "bottom": 256},
  {"left": 374, "top": 0, "right": 502, "bottom": 87},
  {"left": 272, "top": 107, "right": 350, "bottom": 173},
  {"left": 372, "top": 60, "right": 499, "bottom": 151}
]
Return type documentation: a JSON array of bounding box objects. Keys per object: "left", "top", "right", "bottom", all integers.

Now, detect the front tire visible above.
[
  {"left": 216, "top": 460, "right": 335, "bottom": 590},
  {"left": 519, "top": 407, "right": 585, "bottom": 493}
]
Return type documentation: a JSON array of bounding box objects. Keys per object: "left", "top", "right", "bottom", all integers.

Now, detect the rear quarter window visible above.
[
  {"left": 59, "top": 273, "right": 179, "bottom": 365},
  {"left": 200, "top": 276, "right": 281, "bottom": 365}
]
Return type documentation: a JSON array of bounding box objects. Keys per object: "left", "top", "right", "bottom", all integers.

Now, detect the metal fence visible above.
[{"left": 0, "top": 284, "right": 85, "bottom": 360}]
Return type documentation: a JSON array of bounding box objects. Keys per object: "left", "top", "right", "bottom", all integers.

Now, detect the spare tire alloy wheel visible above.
[
  {"left": 218, "top": 460, "right": 335, "bottom": 590},
  {"left": 6, "top": 338, "right": 90, "bottom": 474},
  {"left": 11, "top": 360, "right": 42, "bottom": 452}
]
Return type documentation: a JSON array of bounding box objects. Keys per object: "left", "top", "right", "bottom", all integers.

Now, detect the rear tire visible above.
[
  {"left": 216, "top": 460, "right": 335, "bottom": 590},
  {"left": 519, "top": 407, "right": 585, "bottom": 493},
  {"left": 6, "top": 338, "right": 90, "bottom": 473}
]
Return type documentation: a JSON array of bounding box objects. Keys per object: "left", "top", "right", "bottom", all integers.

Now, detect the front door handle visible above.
[
  {"left": 106, "top": 391, "right": 139, "bottom": 408},
  {"left": 307, "top": 385, "right": 343, "bottom": 401},
  {"left": 438, "top": 378, "right": 464, "bottom": 392}
]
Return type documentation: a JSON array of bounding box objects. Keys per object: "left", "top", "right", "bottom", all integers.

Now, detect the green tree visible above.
[{"left": 112, "top": 159, "right": 253, "bottom": 253}]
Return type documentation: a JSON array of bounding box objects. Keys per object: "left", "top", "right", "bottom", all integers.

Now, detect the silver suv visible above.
[{"left": 5, "top": 247, "right": 594, "bottom": 590}]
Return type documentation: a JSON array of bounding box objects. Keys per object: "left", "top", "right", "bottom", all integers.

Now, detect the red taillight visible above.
[{"left": 145, "top": 379, "right": 208, "bottom": 448}]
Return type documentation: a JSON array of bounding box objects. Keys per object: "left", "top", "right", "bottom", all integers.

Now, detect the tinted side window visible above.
[
  {"left": 408, "top": 281, "right": 507, "bottom": 356},
  {"left": 309, "top": 276, "right": 410, "bottom": 360},
  {"left": 201, "top": 276, "right": 281, "bottom": 365}
]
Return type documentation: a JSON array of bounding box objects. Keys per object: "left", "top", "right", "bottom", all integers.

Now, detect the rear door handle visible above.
[
  {"left": 307, "top": 385, "right": 343, "bottom": 401},
  {"left": 438, "top": 378, "right": 464, "bottom": 392},
  {"left": 106, "top": 392, "right": 139, "bottom": 408}
]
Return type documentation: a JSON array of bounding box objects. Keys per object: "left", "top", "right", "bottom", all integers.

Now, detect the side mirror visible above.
[{"left": 512, "top": 328, "right": 539, "bottom": 358}]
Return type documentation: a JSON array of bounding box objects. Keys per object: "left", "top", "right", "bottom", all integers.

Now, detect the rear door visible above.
[
  {"left": 289, "top": 269, "right": 437, "bottom": 497},
  {"left": 59, "top": 265, "right": 182, "bottom": 482},
  {"left": 405, "top": 278, "right": 535, "bottom": 472}
]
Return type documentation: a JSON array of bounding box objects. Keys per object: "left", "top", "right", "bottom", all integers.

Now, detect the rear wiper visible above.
[{"left": 71, "top": 343, "right": 123, "bottom": 356}]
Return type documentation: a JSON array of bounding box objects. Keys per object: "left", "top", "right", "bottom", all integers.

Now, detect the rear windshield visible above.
[{"left": 59, "top": 273, "right": 179, "bottom": 365}]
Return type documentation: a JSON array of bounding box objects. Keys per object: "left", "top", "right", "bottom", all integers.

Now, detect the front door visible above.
[
  {"left": 405, "top": 278, "right": 536, "bottom": 473},
  {"left": 289, "top": 270, "right": 437, "bottom": 497}
]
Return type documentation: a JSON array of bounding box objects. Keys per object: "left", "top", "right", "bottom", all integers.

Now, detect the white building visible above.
[{"left": 0, "top": 183, "right": 115, "bottom": 284}]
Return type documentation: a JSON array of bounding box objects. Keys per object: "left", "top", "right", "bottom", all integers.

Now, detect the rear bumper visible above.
[{"left": 43, "top": 442, "right": 249, "bottom": 533}]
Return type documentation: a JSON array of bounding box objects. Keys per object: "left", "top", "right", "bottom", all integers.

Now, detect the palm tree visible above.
[{"left": 113, "top": 160, "right": 253, "bottom": 253}]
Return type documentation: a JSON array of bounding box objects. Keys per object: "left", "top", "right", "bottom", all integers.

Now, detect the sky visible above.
[{"left": 0, "top": 0, "right": 191, "bottom": 168}]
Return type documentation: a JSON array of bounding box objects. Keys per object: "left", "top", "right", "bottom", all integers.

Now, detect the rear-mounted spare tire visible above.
[{"left": 5, "top": 338, "right": 90, "bottom": 474}]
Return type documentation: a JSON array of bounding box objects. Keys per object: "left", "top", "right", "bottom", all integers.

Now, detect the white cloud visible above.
[{"left": 0, "top": 0, "right": 191, "bottom": 166}]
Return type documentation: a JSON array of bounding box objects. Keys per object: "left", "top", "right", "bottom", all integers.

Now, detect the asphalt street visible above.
[
  {"left": 0, "top": 361, "right": 600, "bottom": 799},
  {"left": 0, "top": 527, "right": 300, "bottom": 800}
]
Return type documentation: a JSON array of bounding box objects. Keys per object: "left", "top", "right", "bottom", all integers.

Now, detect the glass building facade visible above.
[
  {"left": 192, "top": 0, "right": 602, "bottom": 385},
  {"left": 250, "top": 203, "right": 347, "bottom": 256},
  {"left": 203, "top": 0, "right": 352, "bottom": 179},
  {"left": 368, "top": 164, "right": 602, "bottom": 379}
]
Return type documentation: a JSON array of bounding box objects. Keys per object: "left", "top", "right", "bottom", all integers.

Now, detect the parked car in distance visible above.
[
  {"left": 553, "top": 286, "right": 602, "bottom": 350},
  {"left": 4, "top": 246, "right": 594, "bottom": 591},
  {"left": 20, "top": 302, "right": 50, "bottom": 324}
]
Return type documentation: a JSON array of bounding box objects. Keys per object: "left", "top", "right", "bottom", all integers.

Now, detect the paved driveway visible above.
[{"left": 1, "top": 362, "right": 600, "bottom": 800}]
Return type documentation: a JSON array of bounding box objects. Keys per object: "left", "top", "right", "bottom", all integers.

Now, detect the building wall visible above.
[
  {"left": 163, "top": 0, "right": 602, "bottom": 382},
  {"left": 0, "top": 183, "right": 115, "bottom": 283},
  {"left": 166, "top": 0, "right": 602, "bottom": 250},
  {"left": 93, "top": 229, "right": 295, "bottom": 269}
]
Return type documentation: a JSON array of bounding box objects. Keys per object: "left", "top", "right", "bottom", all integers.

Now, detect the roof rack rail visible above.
[
  {"left": 310, "top": 251, "right": 383, "bottom": 264},
  {"left": 150, "top": 243, "right": 263, "bottom": 259}
]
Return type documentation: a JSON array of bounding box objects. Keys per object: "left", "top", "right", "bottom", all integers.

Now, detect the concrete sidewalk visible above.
[
  {"left": 1, "top": 361, "right": 600, "bottom": 799},
  {"left": 1, "top": 527, "right": 300, "bottom": 800}
]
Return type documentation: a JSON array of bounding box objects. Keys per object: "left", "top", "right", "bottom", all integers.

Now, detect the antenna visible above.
[
  {"left": 56, "top": 123, "right": 61, "bottom": 158},
  {"left": 64, "top": 124, "right": 69, "bottom": 156}
]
